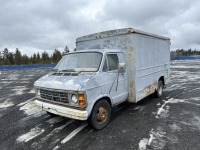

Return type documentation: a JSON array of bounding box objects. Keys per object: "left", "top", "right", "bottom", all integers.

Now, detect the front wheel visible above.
[
  {"left": 155, "top": 80, "right": 164, "bottom": 98},
  {"left": 88, "top": 100, "right": 111, "bottom": 130}
]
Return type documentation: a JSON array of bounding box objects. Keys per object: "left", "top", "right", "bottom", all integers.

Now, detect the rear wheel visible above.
[
  {"left": 88, "top": 100, "right": 111, "bottom": 130},
  {"left": 155, "top": 80, "right": 164, "bottom": 98}
]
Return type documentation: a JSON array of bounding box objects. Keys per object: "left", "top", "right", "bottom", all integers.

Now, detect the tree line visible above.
[
  {"left": 0, "top": 46, "right": 70, "bottom": 66},
  {"left": 171, "top": 49, "right": 200, "bottom": 57}
]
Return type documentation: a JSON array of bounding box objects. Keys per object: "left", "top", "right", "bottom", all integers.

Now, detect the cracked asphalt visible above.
[{"left": 0, "top": 60, "right": 200, "bottom": 150}]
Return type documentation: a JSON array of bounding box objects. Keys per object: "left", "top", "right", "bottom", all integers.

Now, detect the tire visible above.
[
  {"left": 155, "top": 80, "right": 164, "bottom": 98},
  {"left": 88, "top": 100, "right": 111, "bottom": 130}
]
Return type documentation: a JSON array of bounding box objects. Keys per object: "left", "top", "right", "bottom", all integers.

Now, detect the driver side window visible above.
[{"left": 103, "top": 54, "right": 119, "bottom": 72}]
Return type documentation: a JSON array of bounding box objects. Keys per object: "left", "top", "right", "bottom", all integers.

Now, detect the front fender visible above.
[{"left": 86, "top": 93, "right": 112, "bottom": 117}]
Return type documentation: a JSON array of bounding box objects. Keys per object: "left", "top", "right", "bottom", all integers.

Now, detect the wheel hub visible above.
[{"left": 97, "top": 107, "right": 107, "bottom": 124}]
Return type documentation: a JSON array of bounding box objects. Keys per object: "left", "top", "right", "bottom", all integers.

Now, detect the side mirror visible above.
[{"left": 118, "top": 63, "right": 126, "bottom": 73}]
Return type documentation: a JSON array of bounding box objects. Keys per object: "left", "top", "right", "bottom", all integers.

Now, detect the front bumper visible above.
[{"left": 34, "top": 99, "right": 88, "bottom": 120}]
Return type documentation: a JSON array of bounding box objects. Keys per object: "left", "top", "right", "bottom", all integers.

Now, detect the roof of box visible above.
[{"left": 76, "top": 28, "right": 170, "bottom": 42}]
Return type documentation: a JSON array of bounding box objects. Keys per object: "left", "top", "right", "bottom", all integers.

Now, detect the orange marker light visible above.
[{"left": 78, "top": 94, "right": 86, "bottom": 106}]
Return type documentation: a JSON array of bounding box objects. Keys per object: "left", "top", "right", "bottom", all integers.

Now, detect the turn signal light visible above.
[{"left": 78, "top": 94, "right": 86, "bottom": 106}]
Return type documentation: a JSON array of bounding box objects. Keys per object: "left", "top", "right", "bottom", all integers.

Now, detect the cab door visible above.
[{"left": 100, "top": 53, "right": 128, "bottom": 105}]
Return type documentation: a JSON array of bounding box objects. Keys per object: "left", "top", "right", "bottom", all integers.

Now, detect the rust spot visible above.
[
  {"left": 130, "top": 81, "right": 134, "bottom": 88},
  {"left": 128, "top": 28, "right": 134, "bottom": 33},
  {"left": 145, "top": 82, "right": 157, "bottom": 96},
  {"left": 129, "top": 81, "right": 134, "bottom": 97}
]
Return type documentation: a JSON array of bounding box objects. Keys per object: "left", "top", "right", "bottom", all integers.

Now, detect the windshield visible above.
[{"left": 54, "top": 52, "right": 102, "bottom": 72}]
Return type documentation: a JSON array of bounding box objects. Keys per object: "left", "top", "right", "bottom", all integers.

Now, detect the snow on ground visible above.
[
  {"left": 17, "top": 126, "right": 45, "bottom": 143},
  {"left": 61, "top": 123, "right": 88, "bottom": 144},
  {"left": 39, "top": 120, "right": 75, "bottom": 144},
  {"left": 138, "top": 138, "right": 149, "bottom": 150},
  {"left": 138, "top": 60, "right": 200, "bottom": 150},
  {"left": 0, "top": 99, "right": 14, "bottom": 109},
  {"left": 19, "top": 100, "right": 42, "bottom": 116},
  {"left": 53, "top": 145, "right": 60, "bottom": 150},
  {"left": 11, "top": 86, "right": 28, "bottom": 95},
  {"left": 138, "top": 128, "right": 167, "bottom": 150}
]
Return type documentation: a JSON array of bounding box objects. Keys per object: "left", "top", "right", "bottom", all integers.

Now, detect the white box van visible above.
[{"left": 34, "top": 28, "right": 170, "bottom": 130}]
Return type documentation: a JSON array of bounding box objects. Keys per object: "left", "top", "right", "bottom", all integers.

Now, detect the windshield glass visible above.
[{"left": 54, "top": 52, "right": 102, "bottom": 72}]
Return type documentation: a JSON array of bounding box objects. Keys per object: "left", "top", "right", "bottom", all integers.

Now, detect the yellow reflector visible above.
[{"left": 78, "top": 94, "right": 86, "bottom": 106}]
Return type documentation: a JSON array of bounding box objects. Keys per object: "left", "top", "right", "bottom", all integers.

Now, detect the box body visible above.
[{"left": 76, "top": 28, "right": 170, "bottom": 103}]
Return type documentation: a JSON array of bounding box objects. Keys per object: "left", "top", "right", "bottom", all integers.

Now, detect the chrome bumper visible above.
[{"left": 34, "top": 99, "right": 88, "bottom": 120}]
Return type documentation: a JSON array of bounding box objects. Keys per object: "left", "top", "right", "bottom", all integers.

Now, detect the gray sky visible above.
[{"left": 0, "top": 0, "right": 200, "bottom": 55}]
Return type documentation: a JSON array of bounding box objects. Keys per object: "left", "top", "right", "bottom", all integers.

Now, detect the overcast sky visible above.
[{"left": 0, "top": 0, "right": 200, "bottom": 55}]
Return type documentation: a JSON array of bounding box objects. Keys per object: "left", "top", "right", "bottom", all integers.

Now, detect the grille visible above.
[{"left": 40, "top": 89, "right": 69, "bottom": 103}]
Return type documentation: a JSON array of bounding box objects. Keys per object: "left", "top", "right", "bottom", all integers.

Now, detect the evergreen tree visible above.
[
  {"left": 2, "top": 48, "right": 10, "bottom": 65},
  {"left": 64, "top": 45, "right": 69, "bottom": 53},
  {"left": 2, "top": 48, "right": 9, "bottom": 59},
  {"left": 30, "top": 56, "right": 33, "bottom": 64},
  {"left": 7, "top": 52, "right": 14, "bottom": 65},
  {"left": 32, "top": 53, "right": 37, "bottom": 64},
  {"left": 41, "top": 51, "right": 50, "bottom": 64},
  {"left": 36, "top": 52, "right": 40, "bottom": 63},
  {"left": 14, "top": 48, "right": 22, "bottom": 65},
  {"left": 21, "top": 54, "right": 29, "bottom": 64},
  {"left": 53, "top": 49, "right": 62, "bottom": 63},
  {"left": 0, "top": 51, "right": 3, "bottom": 65}
]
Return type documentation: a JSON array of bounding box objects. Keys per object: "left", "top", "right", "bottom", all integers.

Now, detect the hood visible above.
[{"left": 34, "top": 72, "right": 100, "bottom": 91}]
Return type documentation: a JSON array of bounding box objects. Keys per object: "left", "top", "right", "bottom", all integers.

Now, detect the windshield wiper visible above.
[
  {"left": 61, "top": 69, "right": 76, "bottom": 72},
  {"left": 52, "top": 69, "right": 58, "bottom": 71}
]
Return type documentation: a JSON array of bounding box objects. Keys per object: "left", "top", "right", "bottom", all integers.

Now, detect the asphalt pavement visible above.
[{"left": 0, "top": 60, "right": 200, "bottom": 150}]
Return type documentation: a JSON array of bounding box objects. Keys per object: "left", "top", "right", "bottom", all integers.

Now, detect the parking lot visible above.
[{"left": 0, "top": 60, "right": 200, "bottom": 150}]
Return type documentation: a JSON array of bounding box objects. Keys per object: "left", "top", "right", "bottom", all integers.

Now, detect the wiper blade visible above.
[
  {"left": 52, "top": 69, "right": 58, "bottom": 71},
  {"left": 61, "top": 69, "right": 76, "bottom": 72}
]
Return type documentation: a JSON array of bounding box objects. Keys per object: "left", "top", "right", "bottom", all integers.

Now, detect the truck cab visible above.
[{"left": 34, "top": 49, "right": 128, "bottom": 130}]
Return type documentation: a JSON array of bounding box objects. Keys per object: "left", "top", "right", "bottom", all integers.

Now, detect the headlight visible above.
[{"left": 71, "top": 94, "right": 78, "bottom": 103}]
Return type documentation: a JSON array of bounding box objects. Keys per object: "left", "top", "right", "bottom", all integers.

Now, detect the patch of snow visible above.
[
  {"left": 149, "top": 128, "right": 166, "bottom": 149},
  {"left": 17, "top": 126, "right": 45, "bottom": 143},
  {"left": 11, "top": 86, "right": 28, "bottom": 95},
  {"left": 61, "top": 123, "right": 87, "bottom": 144},
  {"left": 138, "top": 138, "right": 148, "bottom": 150},
  {"left": 138, "top": 129, "right": 156, "bottom": 150},
  {"left": 19, "top": 101, "right": 42, "bottom": 115},
  {"left": 0, "top": 99, "right": 14, "bottom": 109},
  {"left": 39, "top": 120, "right": 75, "bottom": 144},
  {"left": 191, "top": 116, "right": 200, "bottom": 130},
  {"left": 52, "top": 120, "right": 75, "bottom": 132},
  {"left": 17, "top": 98, "right": 33, "bottom": 106},
  {"left": 169, "top": 124, "right": 181, "bottom": 132},
  {"left": 156, "top": 98, "right": 173, "bottom": 118},
  {"left": 148, "top": 133, "right": 154, "bottom": 145},
  {"left": 53, "top": 146, "right": 60, "bottom": 150},
  {"left": 155, "top": 98, "right": 196, "bottom": 118}
]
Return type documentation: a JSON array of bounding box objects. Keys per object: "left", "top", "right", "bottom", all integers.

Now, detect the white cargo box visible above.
[{"left": 76, "top": 28, "right": 170, "bottom": 103}]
